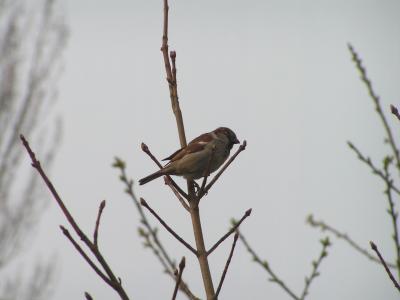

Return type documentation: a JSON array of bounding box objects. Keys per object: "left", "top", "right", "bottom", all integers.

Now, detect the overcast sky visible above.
[{"left": 23, "top": 0, "right": 400, "bottom": 299}]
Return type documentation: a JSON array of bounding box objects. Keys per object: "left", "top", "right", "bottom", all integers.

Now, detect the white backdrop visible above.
[{"left": 24, "top": 0, "right": 400, "bottom": 299}]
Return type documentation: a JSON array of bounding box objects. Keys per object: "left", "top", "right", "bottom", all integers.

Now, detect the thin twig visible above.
[
  {"left": 237, "top": 232, "right": 299, "bottom": 300},
  {"left": 383, "top": 162, "right": 400, "bottom": 276},
  {"left": 370, "top": 241, "right": 400, "bottom": 293},
  {"left": 299, "top": 237, "right": 331, "bottom": 300},
  {"left": 161, "top": 0, "right": 186, "bottom": 147},
  {"left": 203, "top": 141, "right": 247, "bottom": 196},
  {"left": 60, "top": 226, "right": 113, "bottom": 287},
  {"left": 307, "top": 214, "right": 397, "bottom": 268},
  {"left": 172, "top": 257, "right": 186, "bottom": 300},
  {"left": 348, "top": 44, "right": 400, "bottom": 170},
  {"left": 347, "top": 142, "right": 400, "bottom": 195},
  {"left": 391, "top": 105, "right": 400, "bottom": 121},
  {"left": 141, "top": 142, "right": 189, "bottom": 201},
  {"left": 84, "top": 292, "right": 94, "bottom": 300},
  {"left": 214, "top": 232, "right": 239, "bottom": 299},
  {"left": 164, "top": 176, "right": 190, "bottom": 211},
  {"left": 207, "top": 209, "right": 251, "bottom": 256},
  {"left": 21, "top": 135, "right": 130, "bottom": 300},
  {"left": 94, "top": 200, "right": 106, "bottom": 248},
  {"left": 113, "top": 158, "right": 199, "bottom": 300},
  {"left": 140, "top": 198, "right": 197, "bottom": 255}
]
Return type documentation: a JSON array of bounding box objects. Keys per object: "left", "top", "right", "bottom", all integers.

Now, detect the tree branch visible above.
[
  {"left": 94, "top": 200, "right": 106, "bottom": 248},
  {"left": 307, "top": 214, "right": 397, "bottom": 268},
  {"left": 140, "top": 198, "right": 197, "bottom": 255},
  {"left": 202, "top": 141, "right": 247, "bottom": 197},
  {"left": 21, "top": 135, "right": 130, "bottom": 300},
  {"left": 208, "top": 209, "right": 251, "bottom": 256},
  {"left": 172, "top": 257, "right": 186, "bottom": 300},
  {"left": 214, "top": 232, "right": 239, "bottom": 299},
  {"left": 370, "top": 241, "right": 400, "bottom": 293}
]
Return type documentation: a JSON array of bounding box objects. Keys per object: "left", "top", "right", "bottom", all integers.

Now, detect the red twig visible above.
[
  {"left": 140, "top": 198, "right": 197, "bottom": 255},
  {"left": 60, "top": 226, "right": 113, "bottom": 286},
  {"left": 141, "top": 142, "right": 189, "bottom": 202},
  {"left": 370, "top": 241, "right": 400, "bottom": 292},
  {"left": 391, "top": 105, "right": 400, "bottom": 121},
  {"left": 214, "top": 232, "right": 239, "bottom": 299},
  {"left": 207, "top": 209, "right": 251, "bottom": 256},
  {"left": 94, "top": 200, "right": 106, "bottom": 248},
  {"left": 20, "top": 135, "right": 130, "bottom": 300},
  {"left": 172, "top": 257, "right": 186, "bottom": 300},
  {"left": 203, "top": 141, "right": 247, "bottom": 196}
]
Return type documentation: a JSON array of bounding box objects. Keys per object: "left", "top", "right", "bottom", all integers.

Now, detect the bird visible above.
[{"left": 139, "top": 127, "right": 239, "bottom": 185}]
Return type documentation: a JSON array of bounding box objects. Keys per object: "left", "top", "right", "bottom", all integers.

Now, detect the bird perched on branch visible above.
[{"left": 139, "top": 127, "right": 239, "bottom": 185}]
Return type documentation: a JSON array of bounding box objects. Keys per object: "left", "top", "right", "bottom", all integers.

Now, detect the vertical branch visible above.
[
  {"left": 160, "top": 1, "right": 215, "bottom": 299},
  {"left": 348, "top": 44, "right": 400, "bottom": 171},
  {"left": 161, "top": 0, "right": 186, "bottom": 148}
]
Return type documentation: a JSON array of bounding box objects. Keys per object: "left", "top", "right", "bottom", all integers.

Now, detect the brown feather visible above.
[{"left": 162, "top": 132, "right": 213, "bottom": 161}]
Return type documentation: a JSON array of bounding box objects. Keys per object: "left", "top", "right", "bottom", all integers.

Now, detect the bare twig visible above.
[
  {"left": 307, "top": 214, "right": 396, "bottom": 268},
  {"left": 391, "top": 105, "right": 400, "bottom": 121},
  {"left": 60, "top": 226, "right": 112, "bottom": 287},
  {"left": 237, "top": 231, "right": 299, "bottom": 300},
  {"left": 172, "top": 257, "right": 186, "bottom": 300},
  {"left": 160, "top": 1, "right": 215, "bottom": 298},
  {"left": 141, "top": 142, "right": 189, "bottom": 202},
  {"left": 161, "top": 0, "right": 186, "bottom": 147},
  {"left": 299, "top": 237, "right": 331, "bottom": 300},
  {"left": 370, "top": 241, "right": 400, "bottom": 293},
  {"left": 84, "top": 292, "right": 94, "bottom": 300},
  {"left": 140, "top": 198, "right": 197, "bottom": 255},
  {"left": 164, "top": 176, "right": 190, "bottom": 212},
  {"left": 94, "top": 200, "right": 106, "bottom": 248},
  {"left": 203, "top": 141, "right": 247, "bottom": 196},
  {"left": 208, "top": 209, "right": 251, "bottom": 256},
  {"left": 21, "top": 135, "right": 130, "bottom": 300},
  {"left": 113, "top": 158, "right": 199, "bottom": 300},
  {"left": 214, "top": 232, "right": 239, "bottom": 299}
]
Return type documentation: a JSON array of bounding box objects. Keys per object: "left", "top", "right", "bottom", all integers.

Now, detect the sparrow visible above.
[{"left": 139, "top": 127, "right": 239, "bottom": 185}]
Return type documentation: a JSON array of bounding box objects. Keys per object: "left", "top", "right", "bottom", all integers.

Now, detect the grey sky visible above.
[{"left": 26, "top": 0, "right": 400, "bottom": 299}]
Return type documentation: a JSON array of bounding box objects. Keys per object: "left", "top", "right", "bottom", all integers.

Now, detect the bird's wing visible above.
[{"left": 162, "top": 132, "right": 212, "bottom": 162}]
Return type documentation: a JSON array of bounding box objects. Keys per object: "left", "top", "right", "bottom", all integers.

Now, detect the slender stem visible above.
[
  {"left": 21, "top": 135, "right": 130, "bottom": 300},
  {"left": 141, "top": 142, "right": 189, "bottom": 201},
  {"left": 307, "top": 214, "right": 397, "bottom": 268},
  {"left": 370, "top": 241, "right": 400, "bottom": 293},
  {"left": 172, "top": 257, "right": 186, "bottom": 300},
  {"left": 140, "top": 198, "right": 197, "bottom": 255},
  {"left": 203, "top": 141, "right": 247, "bottom": 196},
  {"left": 214, "top": 232, "right": 239, "bottom": 299},
  {"left": 348, "top": 44, "right": 400, "bottom": 171},
  {"left": 238, "top": 232, "right": 299, "bottom": 300},
  {"left": 60, "top": 226, "right": 113, "bottom": 287},
  {"left": 114, "top": 158, "right": 199, "bottom": 300},
  {"left": 299, "top": 237, "right": 331, "bottom": 300},
  {"left": 94, "top": 200, "right": 106, "bottom": 248},
  {"left": 207, "top": 209, "right": 252, "bottom": 256},
  {"left": 160, "top": 1, "right": 215, "bottom": 298},
  {"left": 161, "top": 0, "right": 187, "bottom": 147},
  {"left": 347, "top": 142, "right": 400, "bottom": 195}
]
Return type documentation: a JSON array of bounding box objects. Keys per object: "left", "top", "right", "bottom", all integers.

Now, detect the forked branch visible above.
[{"left": 20, "top": 135, "right": 130, "bottom": 300}]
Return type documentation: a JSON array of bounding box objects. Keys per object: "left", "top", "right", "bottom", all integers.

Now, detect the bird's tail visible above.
[{"left": 139, "top": 170, "right": 165, "bottom": 185}]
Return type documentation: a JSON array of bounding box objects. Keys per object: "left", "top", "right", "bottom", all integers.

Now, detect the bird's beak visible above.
[{"left": 234, "top": 138, "right": 240, "bottom": 144}]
